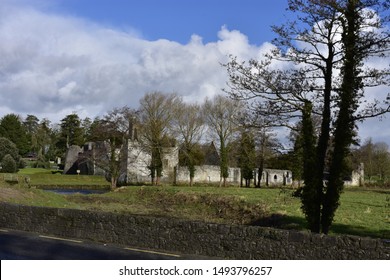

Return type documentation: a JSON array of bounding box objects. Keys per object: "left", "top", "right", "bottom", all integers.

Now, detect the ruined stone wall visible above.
[
  {"left": 162, "top": 147, "right": 179, "bottom": 181},
  {"left": 63, "top": 145, "right": 83, "bottom": 174},
  {"left": 0, "top": 203, "right": 388, "bottom": 259},
  {"left": 345, "top": 163, "right": 365, "bottom": 187},
  {"left": 176, "top": 166, "right": 293, "bottom": 186},
  {"left": 259, "top": 169, "right": 293, "bottom": 186},
  {"left": 126, "top": 142, "right": 179, "bottom": 184},
  {"left": 126, "top": 141, "right": 151, "bottom": 183},
  {"left": 176, "top": 165, "right": 241, "bottom": 184}
]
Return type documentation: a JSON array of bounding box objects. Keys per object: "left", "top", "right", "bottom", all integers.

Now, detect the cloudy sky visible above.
[{"left": 0, "top": 0, "right": 389, "bottom": 146}]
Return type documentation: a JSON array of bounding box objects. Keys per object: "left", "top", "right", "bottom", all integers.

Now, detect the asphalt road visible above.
[{"left": 0, "top": 228, "right": 184, "bottom": 260}]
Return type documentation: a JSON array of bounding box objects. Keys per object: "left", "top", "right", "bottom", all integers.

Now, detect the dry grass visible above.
[{"left": 1, "top": 174, "right": 389, "bottom": 239}]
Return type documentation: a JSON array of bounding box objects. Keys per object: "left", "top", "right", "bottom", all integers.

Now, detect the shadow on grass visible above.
[
  {"left": 330, "top": 223, "right": 390, "bottom": 239},
  {"left": 249, "top": 214, "right": 306, "bottom": 231},
  {"left": 250, "top": 214, "right": 389, "bottom": 239}
]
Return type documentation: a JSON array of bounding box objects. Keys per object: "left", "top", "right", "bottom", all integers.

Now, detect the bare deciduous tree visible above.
[
  {"left": 203, "top": 94, "right": 241, "bottom": 187},
  {"left": 84, "top": 106, "right": 138, "bottom": 190},
  {"left": 139, "top": 91, "right": 179, "bottom": 185},
  {"left": 172, "top": 99, "right": 205, "bottom": 186}
]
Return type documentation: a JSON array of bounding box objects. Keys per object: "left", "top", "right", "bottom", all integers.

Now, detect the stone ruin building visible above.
[
  {"left": 63, "top": 137, "right": 294, "bottom": 186},
  {"left": 64, "top": 137, "right": 366, "bottom": 188}
]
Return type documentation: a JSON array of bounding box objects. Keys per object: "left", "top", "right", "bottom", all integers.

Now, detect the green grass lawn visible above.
[
  {"left": 1, "top": 171, "right": 389, "bottom": 239},
  {"left": 17, "top": 168, "right": 110, "bottom": 187},
  {"left": 18, "top": 168, "right": 53, "bottom": 175},
  {"left": 332, "top": 189, "right": 389, "bottom": 238}
]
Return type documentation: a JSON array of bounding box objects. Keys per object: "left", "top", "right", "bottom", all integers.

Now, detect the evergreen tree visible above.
[
  {"left": 0, "top": 137, "right": 21, "bottom": 172},
  {"left": 238, "top": 130, "right": 256, "bottom": 187},
  {"left": 0, "top": 114, "right": 29, "bottom": 156},
  {"left": 23, "top": 115, "right": 40, "bottom": 154},
  {"left": 57, "top": 113, "right": 84, "bottom": 154}
]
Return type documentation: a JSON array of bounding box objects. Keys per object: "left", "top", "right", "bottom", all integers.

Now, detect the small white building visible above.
[{"left": 258, "top": 169, "right": 293, "bottom": 186}]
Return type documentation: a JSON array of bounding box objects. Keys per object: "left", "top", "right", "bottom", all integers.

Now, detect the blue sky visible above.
[{"left": 54, "top": 0, "right": 289, "bottom": 44}]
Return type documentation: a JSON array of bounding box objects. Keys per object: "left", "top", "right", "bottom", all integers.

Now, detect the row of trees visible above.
[
  {"left": 4, "top": 89, "right": 386, "bottom": 188},
  {"left": 0, "top": 92, "right": 283, "bottom": 189},
  {"left": 86, "top": 92, "right": 282, "bottom": 189},
  {"left": 0, "top": 113, "right": 95, "bottom": 168}
]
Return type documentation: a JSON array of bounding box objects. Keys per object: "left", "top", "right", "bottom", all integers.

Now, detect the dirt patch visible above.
[
  {"left": 133, "top": 188, "right": 271, "bottom": 225},
  {"left": 0, "top": 187, "right": 26, "bottom": 201}
]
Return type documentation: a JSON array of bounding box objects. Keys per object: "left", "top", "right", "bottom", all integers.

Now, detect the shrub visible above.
[
  {"left": 1, "top": 154, "right": 17, "bottom": 173},
  {"left": 18, "top": 159, "right": 27, "bottom": 169},
  {"left": 0, "top": 137, "right": 20, "bottom": 161},
  {"left": 32, "top": 160, "right": 50, "bottom": 169}
]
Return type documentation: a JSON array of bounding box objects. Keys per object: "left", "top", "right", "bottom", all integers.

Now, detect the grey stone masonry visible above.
[{"left": 0, "top": 202, "right": 388, "bottom": 259}]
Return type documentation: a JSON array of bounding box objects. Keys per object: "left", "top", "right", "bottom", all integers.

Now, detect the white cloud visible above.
[{"left": 0, "top": 2, "right": 269, "bottom": 123}]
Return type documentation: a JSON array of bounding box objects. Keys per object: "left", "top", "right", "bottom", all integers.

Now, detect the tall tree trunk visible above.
[
  {"left": 220, "top": 138, "right": 229, "bottom": 187},
  {"left": 188, "top": 160, "right": 195, "bottom": 187},
  {"left": 322, "top": 0, "right": 360, "bottom": 234},
  {"left": 256, "top": 159, "right": 264, "bottom": 188},
  {"left": 156, "top": 176, "right": 161, "bottom": 186},
  {"left": 150, "top": 167, "right": 155, "bottom": 185},
  {"left": 111, "top": 176, "right": 117, "bottom": 190},
  {"left": 314, "top": 43, "right": 334, "bottom": 218}
]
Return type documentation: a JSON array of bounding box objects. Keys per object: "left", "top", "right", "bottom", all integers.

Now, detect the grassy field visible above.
[
  {"left": 0, "top": 169, "right": 389, "bottom": 239},
  {"left": 17, "top": 168, "right": 110, "bottom": 188}
]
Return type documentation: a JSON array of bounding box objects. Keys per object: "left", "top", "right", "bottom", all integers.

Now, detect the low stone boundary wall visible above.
[{"left": 0, "top": 202, "right": 388, "bottom": 259}]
